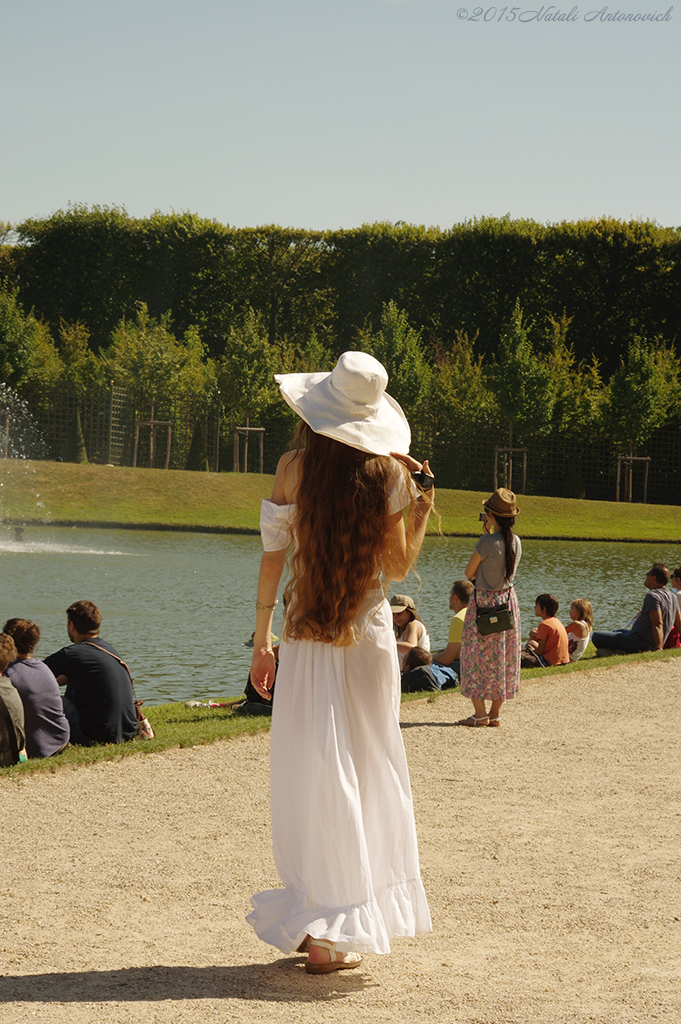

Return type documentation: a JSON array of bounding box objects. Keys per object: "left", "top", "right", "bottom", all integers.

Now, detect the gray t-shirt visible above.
[
  {"left": 629, "top": 587, "right": 677, "bottom": 646},
  {"left": 473, "top": 532, "right": 522, "bottom": 591}
]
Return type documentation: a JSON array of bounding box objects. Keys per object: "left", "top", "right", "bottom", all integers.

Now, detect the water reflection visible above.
[{"left": 1, "top": 526, "right": 679, "bottom": 705}]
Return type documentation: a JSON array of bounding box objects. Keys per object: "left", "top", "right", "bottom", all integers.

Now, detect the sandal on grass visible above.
[
  {"left": 456, "top": 715, "right": 489, "bottom": 727},
  {"left": 305, "top": 939, "right": 363, "bottom": 975}
]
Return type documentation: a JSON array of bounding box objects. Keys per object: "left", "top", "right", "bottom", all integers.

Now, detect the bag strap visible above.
[
  {"left": 83, "top": 641, "right": 142, "bottom": 709},
  {"left": 0, "top": 692, "right": 20, "bottom": 765}
]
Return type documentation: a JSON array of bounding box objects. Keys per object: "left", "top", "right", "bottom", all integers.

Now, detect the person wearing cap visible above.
[
  {"left": 247, "top": 351, "right": 433, "bottom": 973},
  {"left": 390, "top": 594, "right": 430, "bottom": 668},
  {"left": 458, "top": 488, "right": 522, "bottom": 727}
]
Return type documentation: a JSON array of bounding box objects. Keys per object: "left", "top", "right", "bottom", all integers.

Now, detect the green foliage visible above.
[
  {"left": 430, "top": 330, "right": 493, "bottom": 430},
  {"left": 65, "top": 406, "right": 89, "bottom": 464},
  {"left": 102, "top": 304, "right": 215, "bottom": 410},
  {"left": 58, "top": 320, "right": 101, "bottom": 388},
  {"left": 604, "top": 336, "right": 680, "bottom": 452},
  {"left": 358, "top": 301, "right": 431, "bottom": 419},
  {"left": 0, "top": 285, "right": 62, "bottom": 388},
  {"left": 185, "top": 418, "right": 210, "bottom": 472},
  {"left": 217, "top": 308, "right": 286, "bottom": 424},
  {"left": 487, "top": 301, "right": 555, "bottom": 445},
  {"left": 544, "top": 312, "right": 606, "bottom": 434}
]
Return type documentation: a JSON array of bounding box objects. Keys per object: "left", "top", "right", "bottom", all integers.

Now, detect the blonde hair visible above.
[
  {"left": 284, "top": 423, "right": 409, "bottom": 646},
  {"left": 571, "top": 599, "right": 593, "bottom": 630}
]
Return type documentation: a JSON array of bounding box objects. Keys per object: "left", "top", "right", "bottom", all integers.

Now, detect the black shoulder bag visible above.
[{"left": 475, "top": 588, "right": 514, "bottom": 636}]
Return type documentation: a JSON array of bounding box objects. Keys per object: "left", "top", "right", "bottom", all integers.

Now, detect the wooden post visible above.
[
  {"left": 244, "top": 414, "right": 249, "bottom": 474},
  {"left": 259, "top": 430, "right": 264, "bottom": 474},
  {"left": 133, "top": 422, "right": 140, "bottom": 468},
  {"left": 165, "top": 425, "right": 171, "bottom": 470},
  {"left": 643, "top": 458, "right": 649, "bottom": 504},
  {"left": 233, "top": 428, "right": 239, "bottom": 473},
  {"left": 616, "top": 457, "right": 621, "bottom": 501},
  {"left": 215, "top": 393, "right": 221, "bottom": 473}
]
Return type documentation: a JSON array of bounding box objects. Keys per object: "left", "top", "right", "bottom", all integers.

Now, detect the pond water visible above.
[{"left": 1, "top": 525, "right": 679, "bottom": 704}]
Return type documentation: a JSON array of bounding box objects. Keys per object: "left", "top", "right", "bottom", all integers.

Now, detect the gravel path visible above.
[{"left": 2, "top": 659, "right": 680, "bottom": 1024}]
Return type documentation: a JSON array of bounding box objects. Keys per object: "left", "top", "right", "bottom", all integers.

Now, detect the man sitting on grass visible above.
[
  {"left": 44, "top": 601, "right": 138, "bottom": 746},
  {"left": 521, "top": 594, "right": 570, "bottom": 669},
  {"left": 592, "top": 564, "right": 681, "bottom": 656},
  {"left": 432, "top": 579, "right": 474, "bottom": 679}
]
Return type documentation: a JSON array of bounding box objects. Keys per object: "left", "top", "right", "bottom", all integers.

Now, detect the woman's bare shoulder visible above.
[{"left": 271, "top": 449, "right": 304, "bottom": 504}]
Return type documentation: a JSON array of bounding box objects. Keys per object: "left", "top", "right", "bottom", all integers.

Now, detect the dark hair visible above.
[
  {"left": 536, "top": 593, "right": 559, "bottom": 618},
  {"left": 3, "top": 618, "right": 40, "bottom": 656},
  {"left": 493, "top": 515, "right": 518, "bottom": 582},
  {"left": 649, "top": 563, "right": 670, "bottom": 585},
  {"left": 672, "top": 567, "right": 681, "bottom": 581},
  {"left": 0, "top": 632, "right": 18, "bottom": 672},
  {"left": 403, "top": 646, "right": 432, "bottom": 672},
  {"left": 67, "top": 601, "right": 102, "bottom": 634},
  {"left": 451, "top": 579, "right": 474, "bottom": 604}
]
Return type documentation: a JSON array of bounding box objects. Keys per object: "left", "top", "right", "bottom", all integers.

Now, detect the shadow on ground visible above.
[{"left": 0, "top": 961, "right": 371, "bottom": 1004}]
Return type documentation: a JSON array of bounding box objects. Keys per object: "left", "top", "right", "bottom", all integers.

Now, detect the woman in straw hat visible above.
[
  {"left": 247, "top": 351, "right": 433, "bottom": 973},
  {"left": 458, "top": 488, "right": 522, "bottom": 727}
]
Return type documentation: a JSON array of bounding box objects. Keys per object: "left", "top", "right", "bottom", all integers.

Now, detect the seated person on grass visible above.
[
  {"left": 4, "top": 618, "right": 70, "bottom": 758},
  {"left": 521, "top": 594, "right": 569, "bottom": 669},
  {"left": 432, "top": 579, "right": 474, "bottom": 678},
  {"left": 44, "top": 601, "right": 138, "bottom": 746},
  {"left": 592, "top": 564, "right": 681, "bottom": 656},
  {"left": 0, "top": 632, "right": 28, "bottom": 764},
  {"left": 565, "top": 599, "right": 593, "bottom": 663},
  {"left": 401, "top": 646, "right": 458, "bottom": 693}
]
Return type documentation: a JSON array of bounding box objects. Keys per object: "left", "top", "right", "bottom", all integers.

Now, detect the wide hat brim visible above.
[
  {"left": 483, "top": 489, "right": 520, "bottom": 517},
  {"left": 274, "top": 362, "right": 411, "bottom": 456}
]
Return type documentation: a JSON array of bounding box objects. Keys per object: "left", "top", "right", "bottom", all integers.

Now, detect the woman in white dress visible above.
[{"left": 247, "top": 351, "right": 433, "bottom": 974}]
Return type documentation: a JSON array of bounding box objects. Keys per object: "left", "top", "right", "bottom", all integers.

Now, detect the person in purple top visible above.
[
  {"left": 592, "top": 563, "right": 681, "bottom": 655},
  {"left": 4, "top": 618, "right": 70, "bottom": 758}
]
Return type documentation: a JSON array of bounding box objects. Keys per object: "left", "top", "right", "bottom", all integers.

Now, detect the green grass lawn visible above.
[
  {"left": 4, "top": 646, "right": 680, "bottom": 779},
  {"left": 2, "top": 459, "right": 681, "bottom": 541}
]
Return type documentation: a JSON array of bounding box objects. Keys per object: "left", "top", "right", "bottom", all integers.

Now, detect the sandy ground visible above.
[{"left": 1, "top": 659, "right": 681, "bottom": 1024}]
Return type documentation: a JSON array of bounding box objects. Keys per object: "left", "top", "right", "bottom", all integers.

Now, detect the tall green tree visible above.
[
  {"left": 217, "top": 309, "right": 288, "bottom": 425},
  {"left": 0, "top": 285, "right": 63, "bottom": 389},
  {"left": 487, "top": 301, "right": 555, "bottom": 447},
  {"left": 102, "top": 304, "right": 215, "bottom": 414},
  {"left": 357, "top": 301, "right": 431, "bottom": 421},
  {"left": 604, "top": 336, "right": 679, "bottom": 454}
]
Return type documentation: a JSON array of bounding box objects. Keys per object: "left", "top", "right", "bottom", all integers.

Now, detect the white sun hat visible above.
[{"left": 274, "top": 351, "right": 411, "bottom": 456}]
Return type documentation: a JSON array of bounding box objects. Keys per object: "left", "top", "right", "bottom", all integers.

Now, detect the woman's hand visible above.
[
  {"left": 390, "top": 453, "right": 430, "bottom": 475},
  {"left": 250, "top": 648, "right": 276, "bottom": 700}
]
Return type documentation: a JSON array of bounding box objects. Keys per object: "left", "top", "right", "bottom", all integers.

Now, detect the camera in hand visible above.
[{"left": 411, "top": 468, "right": 435, "bottom": 490}]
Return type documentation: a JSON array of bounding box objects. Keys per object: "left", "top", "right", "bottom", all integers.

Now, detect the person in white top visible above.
[
  {"left": 565, "top": 598, "right": 593, "bottom": 662},
  {"left": 390, "top": 594, "right": 430, "bottom": 668},
  {"left": 247, "top": 352, "right": 433, "bottom": 974}
]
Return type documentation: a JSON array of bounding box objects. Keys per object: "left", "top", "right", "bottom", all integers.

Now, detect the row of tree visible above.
[
  {"left": 2, "top": 208, "right": 680, "bottom": 376},
  {"left": 2, "top": 279, "right": 679, "bottom": 465}
]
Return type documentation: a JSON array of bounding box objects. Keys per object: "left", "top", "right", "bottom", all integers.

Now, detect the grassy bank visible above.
[
  {"left": 2, "top": 459, "right": 681, "bottom": 541},
  {"left": 4, "top": 647, "right": 681, "bottom": 779}
]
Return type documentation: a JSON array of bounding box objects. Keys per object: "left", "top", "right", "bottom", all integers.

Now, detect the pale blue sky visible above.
[{"left": 2, "top": 0, "right": 679, "bottom": 230}]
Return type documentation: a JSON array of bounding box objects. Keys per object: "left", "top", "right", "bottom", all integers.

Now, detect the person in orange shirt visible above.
[{"left": 521, "top": 594, "right": 569, "bottom": 668}]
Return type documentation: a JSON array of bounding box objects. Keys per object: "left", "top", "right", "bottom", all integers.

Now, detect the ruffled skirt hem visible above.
[{"left": 246, "top": 876, "right": 432, "bottom": 955}]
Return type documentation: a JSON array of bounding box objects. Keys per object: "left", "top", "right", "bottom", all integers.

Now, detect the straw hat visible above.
[
  {"left": 274, "top": 351, "right": 411, "bottom": 456},
  {"left": 483, "top": 488, "right": 520, "bottom": 518}
]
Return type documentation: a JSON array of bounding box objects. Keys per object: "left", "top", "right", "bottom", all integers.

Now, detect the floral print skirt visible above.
[{"left": 460, "top": 586, "right": 521, "bottom": 702}]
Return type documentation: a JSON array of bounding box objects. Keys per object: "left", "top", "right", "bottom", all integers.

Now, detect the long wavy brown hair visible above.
[{"left": 283, "top": 423, "right": 408, "bottom": 646}]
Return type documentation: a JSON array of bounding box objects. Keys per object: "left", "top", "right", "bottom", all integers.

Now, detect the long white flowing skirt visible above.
[{"left": 247, "top": 591, "right": 432, "bottom": 955}]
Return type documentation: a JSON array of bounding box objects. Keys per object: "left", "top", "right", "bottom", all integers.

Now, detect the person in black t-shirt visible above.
[{"left": 44, "top": 601, "right": 138, "bottom": 746}]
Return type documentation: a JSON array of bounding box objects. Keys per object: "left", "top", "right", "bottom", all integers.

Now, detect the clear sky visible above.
[{"left": 2, "top": 0, "right": 679, "bottom": 231}]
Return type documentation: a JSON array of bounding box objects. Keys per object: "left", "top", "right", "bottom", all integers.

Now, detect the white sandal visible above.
[{"left": 305, "top": 939, "right": 363, "bottom": 974}]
